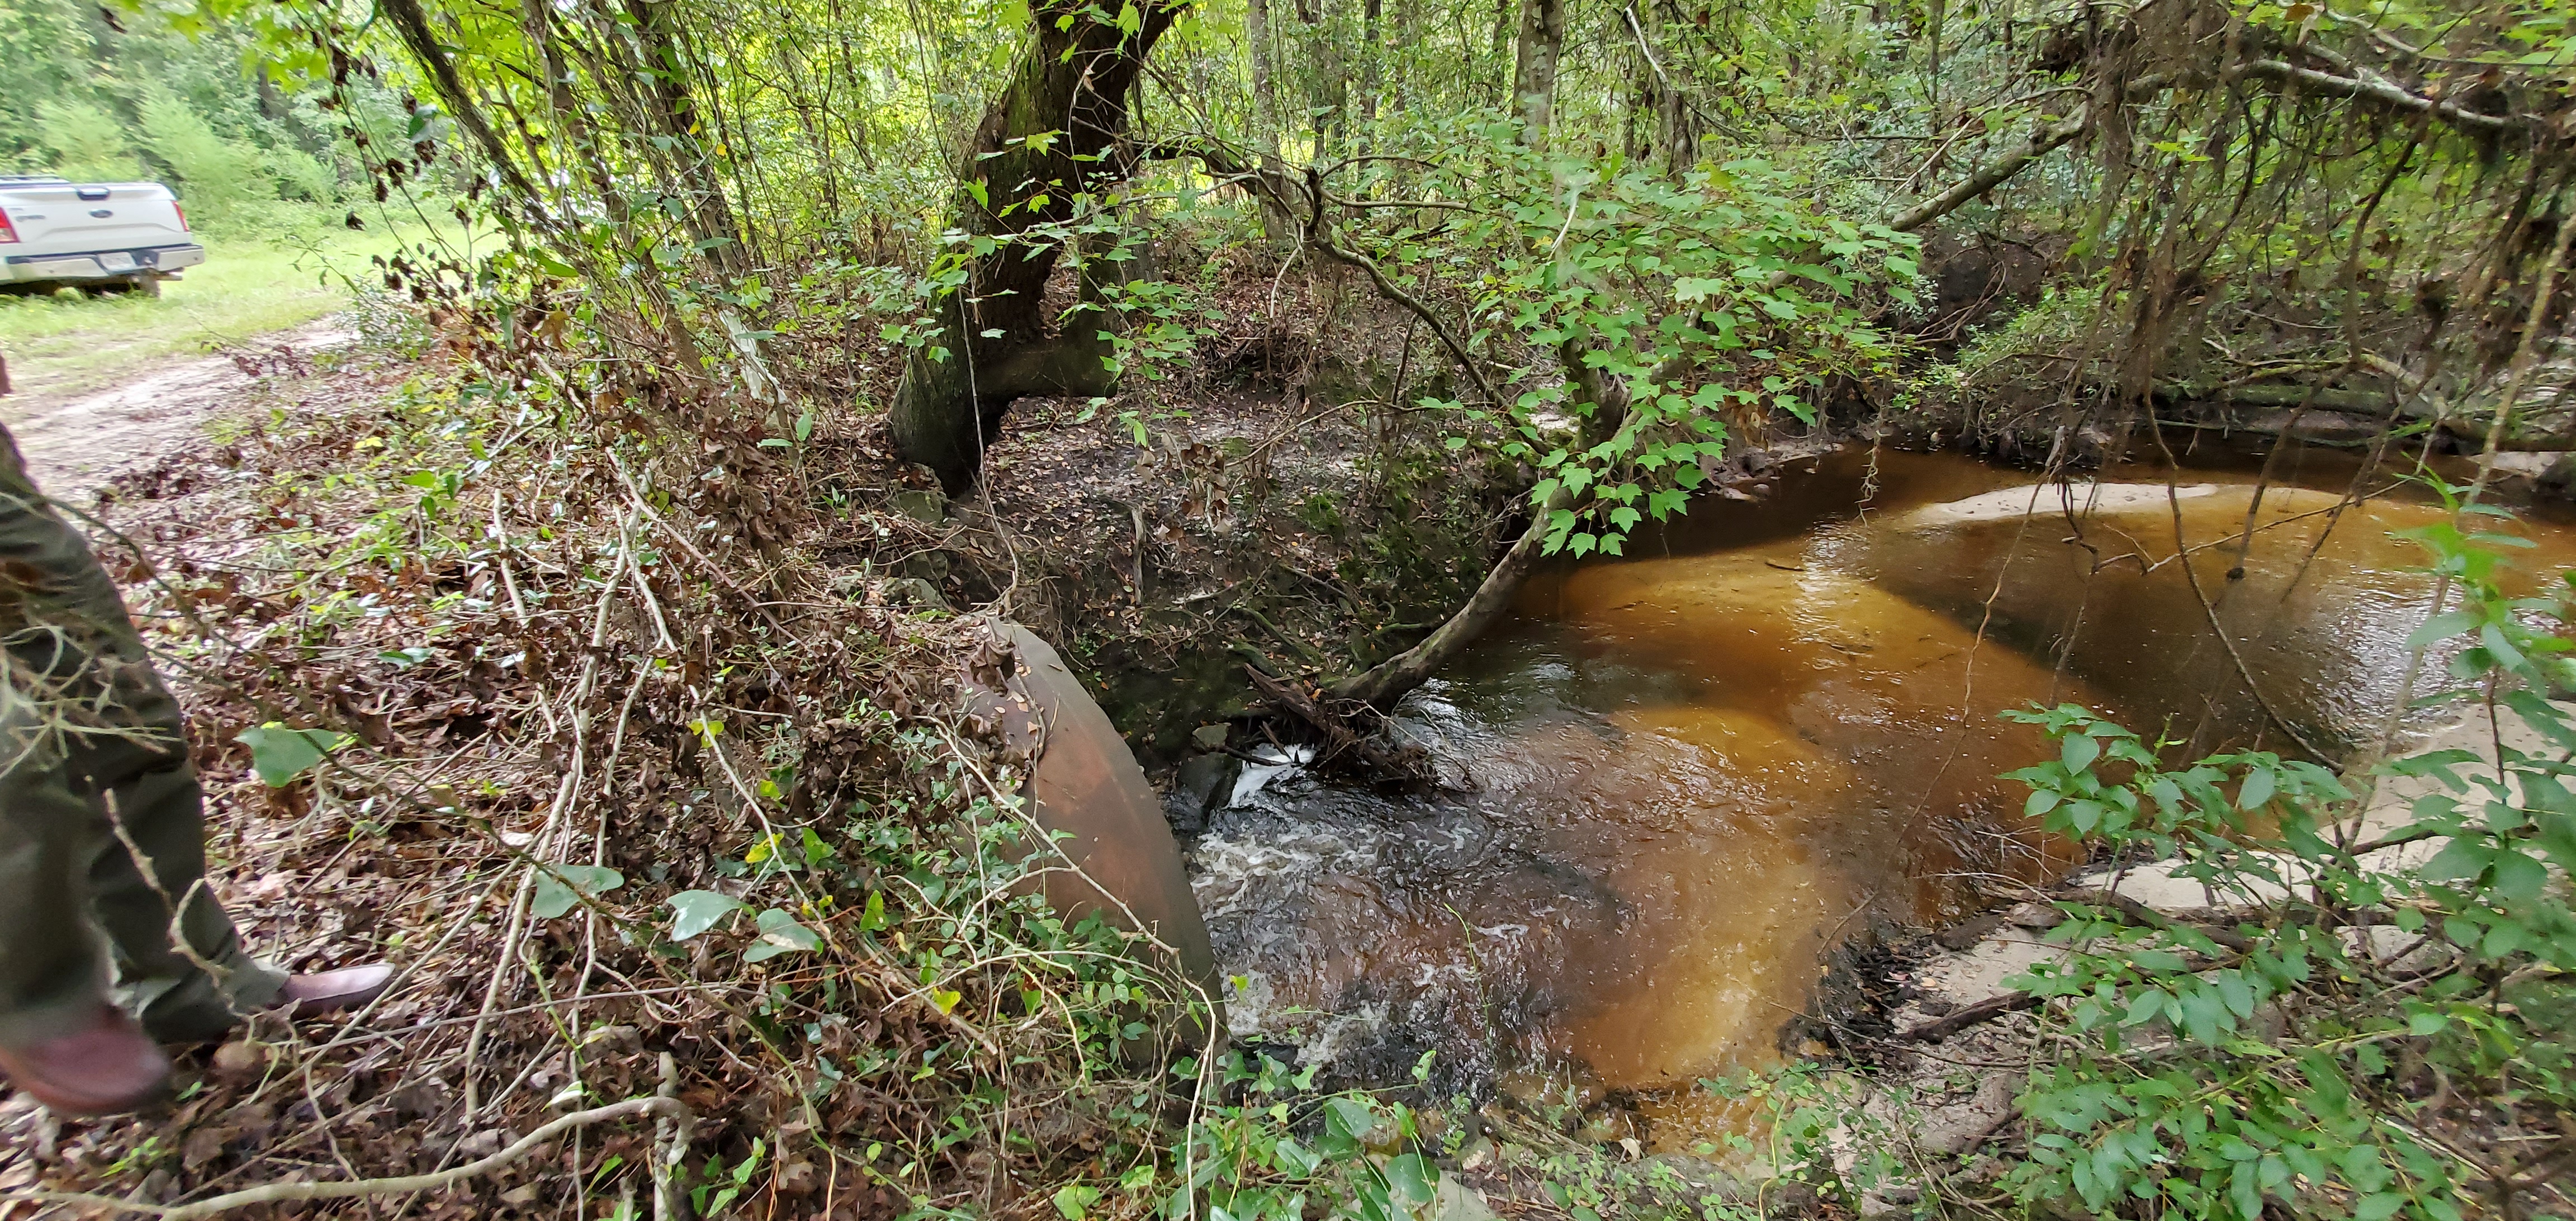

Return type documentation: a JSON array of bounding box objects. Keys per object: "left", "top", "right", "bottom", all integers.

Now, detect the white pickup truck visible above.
[{"left": 0, "top": 174, "right": 206, "bottom": 297}]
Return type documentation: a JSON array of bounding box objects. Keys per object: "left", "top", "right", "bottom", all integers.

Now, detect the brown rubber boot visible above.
[
  {"left": 0, "top": 1004, "right": 171, "bottom": 1116},
  {"left": 275, "top": 963, "right": 395, "bottom": 1019}
]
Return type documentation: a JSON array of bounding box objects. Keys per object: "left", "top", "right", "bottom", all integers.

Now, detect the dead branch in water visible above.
[{"left": 1243, "top": 664, "right": 1434, "bottom": 787}]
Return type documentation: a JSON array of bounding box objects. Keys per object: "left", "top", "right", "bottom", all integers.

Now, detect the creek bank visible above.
[{"left": 1789, "top": 697, "right": 2568, "bottom": 1216}]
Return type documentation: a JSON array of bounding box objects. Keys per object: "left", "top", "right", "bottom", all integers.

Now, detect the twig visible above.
[
  {"left": 2063, "top": 886, "right": 2257, "bottom": 954},
  {"left": 8, "top": 1094, "right": 693, "bottom": 1220},
  {"left": 1896, "top": 990, "right": 2042, "bottom": 1043},
  {"left": 2239, "top": 59, "right": 2520, "bottom": 137}
]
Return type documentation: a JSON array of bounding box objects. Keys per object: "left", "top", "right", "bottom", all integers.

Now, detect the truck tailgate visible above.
[{"left": 1, "top": 183, "right": 188, "bottom": 253}]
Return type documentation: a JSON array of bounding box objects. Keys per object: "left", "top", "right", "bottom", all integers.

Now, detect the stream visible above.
[{"left": 1185, "top": 446, "right": 2576, "bottom": 1145}]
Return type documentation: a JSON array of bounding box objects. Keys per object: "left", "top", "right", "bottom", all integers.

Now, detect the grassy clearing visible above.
[{"left": 0, "top": 214, "right": 458, "bottom": 405}]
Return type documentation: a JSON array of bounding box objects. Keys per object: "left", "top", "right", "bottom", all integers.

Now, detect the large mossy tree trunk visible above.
[{"left": 889, "top": 0, "right": 1181, "bottom": 490}]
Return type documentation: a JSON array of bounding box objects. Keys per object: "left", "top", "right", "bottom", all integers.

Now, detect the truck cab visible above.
[{"left": 0, "top": 175, "right": 207, "bottom": 297}]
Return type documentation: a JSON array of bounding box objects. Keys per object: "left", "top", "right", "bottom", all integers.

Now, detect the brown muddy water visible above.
[{"left": 1185, "top": 446, "right": 2576, "bottom": 1146}]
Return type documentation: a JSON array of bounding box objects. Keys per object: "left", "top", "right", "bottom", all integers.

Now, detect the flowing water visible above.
[{"left": 1187, "top": 447, "right": 2576, "bottom": 1144}]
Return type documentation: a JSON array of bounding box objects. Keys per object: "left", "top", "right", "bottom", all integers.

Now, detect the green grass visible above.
[{"left": 0, "top": 213, "right": 445, "bottom": 404}]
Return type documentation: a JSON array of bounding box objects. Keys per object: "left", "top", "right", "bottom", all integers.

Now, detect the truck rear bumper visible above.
[{"left": 2, "top": 243, "right": 205, "bottom": 283}]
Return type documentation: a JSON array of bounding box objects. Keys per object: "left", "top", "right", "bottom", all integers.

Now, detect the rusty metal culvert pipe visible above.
[{"left": 962, "top": 623, "right": 1224, "bottom": 1045}]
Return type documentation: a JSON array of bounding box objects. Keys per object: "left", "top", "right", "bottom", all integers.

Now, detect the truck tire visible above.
[{"left": 80, "top": 276, "right": 158, "bottom": 299}]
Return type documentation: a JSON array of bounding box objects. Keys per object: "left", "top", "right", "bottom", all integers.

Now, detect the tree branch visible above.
[
  {"left": 2239, "top": 59, "right": 2520, "bottom": 137},
  {"left": 1890, "top": 107, "right": 2092, "bottom": 233},
  {"left": 375, "top": 0, "right": 554, "bottom": 225},
  {"left": 12, "top": 1094, "right": 695, "bottom": 1220}
]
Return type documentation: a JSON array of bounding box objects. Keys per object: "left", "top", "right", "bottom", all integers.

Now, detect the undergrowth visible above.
[{"left": 0, "top": 294, "right": 1740, "bottom": 1221}]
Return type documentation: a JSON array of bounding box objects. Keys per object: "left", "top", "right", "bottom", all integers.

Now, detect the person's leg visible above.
[
  {"left": 77, "top": 717, "right": 287, "bottom": 1044},
  {"left": 0, "top": 433, "right": 282, "bottom": 1045},
  {"left": 0, "top": 708, "right": 110, "bottom": 1049},
  {"left": 0, "top": 693, "right": 174, "bottom": 1116}
]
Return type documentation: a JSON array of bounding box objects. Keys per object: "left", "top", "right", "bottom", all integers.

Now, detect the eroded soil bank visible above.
[{"left": 1178, "top": 443, "right": 2576, "bottom": 1149}]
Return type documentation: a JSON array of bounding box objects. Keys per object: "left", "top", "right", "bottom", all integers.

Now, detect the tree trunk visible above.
[
  {"left": 1304, "top": 0, "right": 1342, "bottom": 162},
  {"left": 1327, "top": 495, "right": 1560, "bottom": 706},
  {"left": 1360, "top": 0, "right": 1382, "bottom": 122},
  {"left": 1244, "top": 0, "right": 1298, "bottom": 244},
  {"left": 1248, "top": 0, "right": 1280, "bottom": 155},
  {"left": 889, "top": 0, "right": 1182, "bottom": 489},
  {"left": 1512, "top": 0, "right": 1566, "bottom": 140},
  {"left": 1329, "top": 343, "right": 1625, "bottom": 707},
  {"left": 622, "top": 0, "right": 747, "bottom": 276},
  {"left": 1643, "top": 2, "right": 1697, "bottom": 178}
]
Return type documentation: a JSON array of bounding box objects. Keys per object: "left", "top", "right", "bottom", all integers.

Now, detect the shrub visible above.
[{"left": 139, "top": 85, "right": 274, "bottom": 225}]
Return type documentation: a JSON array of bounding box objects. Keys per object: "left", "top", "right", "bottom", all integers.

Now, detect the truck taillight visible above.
[
  {"left": 0, "top": 212, "right": 16, "bottom": 244},
  {"left": 174, "top": 204, "right": 189, "bottom": 233}
]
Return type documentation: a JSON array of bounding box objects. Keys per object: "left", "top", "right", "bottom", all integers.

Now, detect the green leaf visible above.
[
  {"left": 744, "top": 907, "right": 823, "bottom": 962},
  {"left": 1053, "top": 1184, "right": 1100, "bottom": 1220},
  {"left": 2406, "top": 609, "right": 2480, "bottom": 648},
  {"left": 2062, "top": 732, "right": 2101, "bottom": 774},
  {"left": 2238, "top": 766, "right": 2276, "bottom": 811},
  {"left": 669, "top": 889, "right": 745, "bottom": 939},
  {"left": 2231, "top": 1158, "right": 2264, "bottom": 1221},
  {"left": 2490, "top": 849, "right": 2547, "bottom": 902},
  {"left": 235, "top": 723, "right": 351, "bottom": 787},
  {"left": 2420, "top": 837, "right": 2492, "bottom": 883},
  {"left": 532, "top": 864, "right": 624, "bottom": 919},
  {"left": 2354, "top": 1194, "right": 2404, "bottom": 1221},
  {"left": 1317, "top": 1097, "right": 1379, "bottom": 1158},
  {"left": 1381, "top": 1154, "right": 1436, "bottom": 1208},
  {"left": 2407, "top": 1009, "right": 2449, "bottom": 1037}
]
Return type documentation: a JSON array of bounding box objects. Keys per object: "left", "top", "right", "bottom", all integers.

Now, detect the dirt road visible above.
[{"left": 1, "top": 320, "right": 353, "bottom": 498}]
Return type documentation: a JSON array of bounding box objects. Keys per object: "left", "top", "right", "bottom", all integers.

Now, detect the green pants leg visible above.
[{"left": 0, "top": 428, "right": 282, "bottom": 1048}]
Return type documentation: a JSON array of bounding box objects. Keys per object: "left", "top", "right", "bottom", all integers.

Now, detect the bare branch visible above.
[
  {"left": 8, "top": 1095, "right": 693, "bottom": 1221},
  {"left": 1891, "top": 108, "right": 2092, "bottom": 233},
  {"left": 2239, "top": 59, "right": 2521, "bottom": 136}
]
